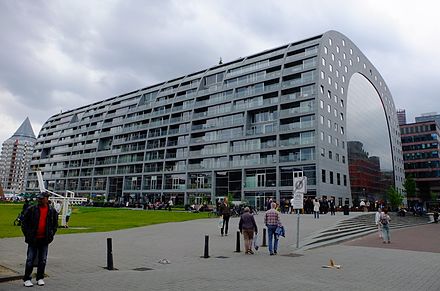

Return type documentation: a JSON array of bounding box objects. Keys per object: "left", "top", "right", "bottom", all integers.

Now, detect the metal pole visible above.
[
  {"left": 107, "top": 238, "right": 114, "bottom": 270},
  {"left": 203, "top": 235, "right": 210, "bottom": 258},
  {"left": 262, "top": 228, "right": 267, "bottom": 247},
  {"left": 296, "top": 210, "right": 300, "bottom": 249},
  {"left": 235, "top": 231, "right": 241, "bottom": 252}
]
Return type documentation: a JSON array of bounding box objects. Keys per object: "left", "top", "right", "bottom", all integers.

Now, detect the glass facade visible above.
[{"left": 346, "top": 73, "right": 394, "bottom": 203}]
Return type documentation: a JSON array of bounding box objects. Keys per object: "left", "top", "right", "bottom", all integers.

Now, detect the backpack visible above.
[{"left": 380, "top": 216, "right": 389, "bottom": 225}]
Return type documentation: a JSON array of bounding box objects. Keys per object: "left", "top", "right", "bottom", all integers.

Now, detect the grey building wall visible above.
[{"left": 28, "top": 30, "right": 404, "bottom": 207}]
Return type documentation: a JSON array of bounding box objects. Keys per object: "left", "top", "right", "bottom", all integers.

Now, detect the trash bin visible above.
[{"left": 343, "top": 205, "right": 349, "bottom": 215}]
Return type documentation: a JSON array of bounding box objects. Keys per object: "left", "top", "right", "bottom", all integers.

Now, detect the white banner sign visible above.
[{"left": 292, "top": 193, "right": 304, "bottom": 209}]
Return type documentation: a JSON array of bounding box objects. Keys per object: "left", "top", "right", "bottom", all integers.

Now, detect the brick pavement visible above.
[{"left": 0, "top": 212, "right": 439, "bottom": 291}]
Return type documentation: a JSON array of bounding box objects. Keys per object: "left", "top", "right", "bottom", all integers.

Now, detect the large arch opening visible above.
[{"left": 346, "top": 73, "right": 394, "bottom": 205}]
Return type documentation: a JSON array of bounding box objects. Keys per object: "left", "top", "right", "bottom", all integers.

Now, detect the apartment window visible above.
[
  {"left": 331, "top": 53, "right": 335, "bottom": 61},
  {"left": 320, "top": 85, "right": 324, "bottom": 94},
  {"left": 328, "top": 76, "right": 332, "bottom": 85},
  {"left": 329, "top": 38, "right": 332, "bottom": 45},
  {"left": 336, "top": 153, "right": 340, "bottom": 162},
  {"left": 320, "top": 100, "right": 324, "bottom": 109},
  {"left": 343, "top": 174, "right": 347, "bottom": 186},
  {"left": 336, "top": 46, "right": 340, "bottom": 53},
  {"left": 338, "top": 60, "right": 342, "bottom": 67},
  {"left": 333, "top": 122, "right": 338, "bottom": 131},
  {"left": 335, "top": 137, "right": 339, "bottom": 147},
  {"left": 320, "top": 148, "right": 325, "bottom": 157},
  {"left": 342, "top": 156, "right": 346, "bottom": 164},
  {"left": 322, "top": 169, "right": 326, "bottom": 183},
  {"left": 336, "top": 70, "right": 339, "bottom": 78},
  {"left": 327, "top": 104, "right": 331, "bottom": 113},
  {"left": 324, "top": 46, "right": 328, "bottom": 54},
  {"left": 322, "top": 58, "right": 326, "bottom": 66},
  {"left": 334, "top": 82, "right": 338, "bottom": 90},
  {"left": 328, "top": 135, "right": 332, "bottom": 144},
  {"left": 334, "top": 95, "right": 338, "bottom": 103},
  {"left": 256, "top": 173, "right": 266, "bottom": 187},
  {"left": 340, "top": 127, "right": 344, "bottom": 135},
  {"left": 344, "top": 66, "right": 348, "bottom": 73},
  {"left": 343, "top": 53, "right": 346, "bottom": 60},
  {"left": 337, "top": 173, "right": 341, "bottom": 185},
  {"left": 349, "top": 59, "right": 352, "bottom": 66},
  {"left": 342, "top": 75, "right": 345, "bottom": 83},
  {"left": 340, "top": 113, "right": 344, "bottom": 121},
  {"left": 334, "top": 108, "right": 337, "bottom": 117},
  {"left": 341, "top": 87, "right": 344, "bottom": 94},
  {"left": 321, "top": 71, "right": 325, "bottom": 79},
  {"left": 342, "top": 39, "right": 345, "bottom": 46},
  {"left": 328, "top": 150, "right": 333, "bottom": 159},
  {"left": 320, "top": 115, "right": 324, "bottom": 124},
  {"left": 349, "top": 48, "right": 353, "bottom": 55},
  {"left": 330, "top": 171, "right": 334, "bottom": 184},
  {"left": 320, "top": 131, "right": 324, "bottom": 141},
  {"left": 327, "top": 119, "right": 331, "bottom": 128},
  {"left": 329, "top": 64, "right": 333, "bottom": 72}
]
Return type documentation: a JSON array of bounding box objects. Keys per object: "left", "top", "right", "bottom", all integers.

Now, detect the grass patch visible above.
[{"left": 0, "top": 203, "right": 212, "bottom": 238}]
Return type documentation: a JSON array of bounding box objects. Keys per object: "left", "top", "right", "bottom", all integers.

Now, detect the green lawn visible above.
[{"left": 0, "top": 203, "right": 211, "bottom": 238}]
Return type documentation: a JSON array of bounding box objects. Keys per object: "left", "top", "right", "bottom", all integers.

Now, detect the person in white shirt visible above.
[
  {"left": 290, "top": 197, "right": 295, "bottom": 214},
  {"left": 375, "top": 207, "right": 382, "bottom": 238}
]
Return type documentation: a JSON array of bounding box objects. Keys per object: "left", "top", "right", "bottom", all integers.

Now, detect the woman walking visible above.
[
  {"left": 239, "top": 207, "right": 258, "bottom": 254},
  {"left": 381, "top": 209, "right": 391, "bottom": 243}
]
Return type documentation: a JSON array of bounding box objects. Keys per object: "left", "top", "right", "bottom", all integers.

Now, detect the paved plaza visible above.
[{"left": 0, "top": 211, "right": 439, "bottom": 290}]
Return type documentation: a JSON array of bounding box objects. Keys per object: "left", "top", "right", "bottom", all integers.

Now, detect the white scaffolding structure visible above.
[{"left": 36, "top": 171, "right": 88, "bottom": 227}]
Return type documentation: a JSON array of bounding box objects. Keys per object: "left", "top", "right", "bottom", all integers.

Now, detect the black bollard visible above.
[
  {"left": 235, "top": 231, "right": 241, "bottom": 252},
  {"left": 203, "top": 235, "right": 210, "bottom": 258},
  {"left": 107, "top": 238, "right": 114, "bottom": 270},
  {"left": 262, "top": 228, "right": 267, "bottom": 247}
]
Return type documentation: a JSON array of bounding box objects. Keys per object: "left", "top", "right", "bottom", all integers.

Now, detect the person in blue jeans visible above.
[{"left": 264, "top": 202, "right": 281, "bottom": 255}]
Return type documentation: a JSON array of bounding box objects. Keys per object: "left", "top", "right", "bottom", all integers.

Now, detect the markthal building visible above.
[{"left": 28, "top": 31, "right": 405, "bottom": 208}]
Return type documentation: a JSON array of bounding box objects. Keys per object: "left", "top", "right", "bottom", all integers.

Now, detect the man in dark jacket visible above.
[{"left": 21, "top": 191, "right": 58, "bottom": 287}]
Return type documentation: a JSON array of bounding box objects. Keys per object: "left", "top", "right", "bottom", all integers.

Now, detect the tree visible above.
[
  {"left": 403, "top": 175, "right": 417, "bottom": 200},
  {"left": 386, "top": 186, "right": 404, "bottom": 211}
]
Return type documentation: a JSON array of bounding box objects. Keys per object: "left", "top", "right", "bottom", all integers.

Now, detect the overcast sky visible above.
[{"left": 0, "top": 0, "right": 439, "bottom": 143}]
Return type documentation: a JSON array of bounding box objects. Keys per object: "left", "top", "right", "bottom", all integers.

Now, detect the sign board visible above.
[
  {"left": 293, "top": 171, "right": 307, "bottom": 194},
  {"left": 292, "top": 192, "right": 304, "bottom": 209}
]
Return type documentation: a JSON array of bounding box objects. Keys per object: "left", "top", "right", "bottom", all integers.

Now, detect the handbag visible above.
[
  {"left": 218, "top": 216, "right": 223, "bottom": 228},
  {"left": 275, "top": 225, "right": 285, "bottom": 237},
  {"left": 253, "top": 233, "right": 259, "bottom": 250}
]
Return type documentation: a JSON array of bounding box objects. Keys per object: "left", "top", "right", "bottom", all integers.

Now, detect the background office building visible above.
[
  {"left": 0, "top": 117, "right": 36, "bottom": 195},
  {"left": 415, "top": 112, "right": 440, "bottom": 127},
  {"left": 400, "top": 120, "right": 440, "bottom": 202},
  {"left": 28, "top": 31, "right": 404, "bottom": 208},
  {"left": 397, "top": 109, "right": 407, "bottom": 125}
]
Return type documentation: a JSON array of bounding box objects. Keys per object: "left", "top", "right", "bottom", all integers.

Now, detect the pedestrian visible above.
[
  {"left": 239, "top": 207, "right": 258, "bottom": 254},
  {"left": 168, "top": 198, "right": 173, "bottom": 211},
  {"left": 313, "top": 198, "right": 320, "bottom": 219},
  {"left": 65, "top": 205, "right": 72, "bottom": 228},
  {"left": 219, "top": 197, "right": 231, "bottom": 236},
  {"left": 21, "top": 191, "right": 58, "bottom": 287},
  {"left": 264, "top": 202, "right": 281, "bottom": 255},
  {"left": 375, "top": 207, "right": 383, "bottom": 238},
  {"left": 380, "top": 209, "right": 391, "bottom": 244},
  {"left": 54, "top": 201, "right": 61, "bottom": 214},
  {"left": 329, "top": 198, "right": 336, "bottom": 215}
]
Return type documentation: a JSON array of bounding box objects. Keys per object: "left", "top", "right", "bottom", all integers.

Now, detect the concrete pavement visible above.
[{"left": 0, "top": 211, "right": 439, "bottom": 290}]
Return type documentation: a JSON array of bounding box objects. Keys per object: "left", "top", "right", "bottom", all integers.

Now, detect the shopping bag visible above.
[
  {"left": 218, "top": 216, "right": 223, "bottom": 228},
  {"left": 253, "top": 233, "right": 259, "bottom": 250}
]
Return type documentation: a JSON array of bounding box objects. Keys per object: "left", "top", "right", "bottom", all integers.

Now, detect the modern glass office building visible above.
[{"left": 28, "top": 30, "right": 404, "bottom": 208}]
